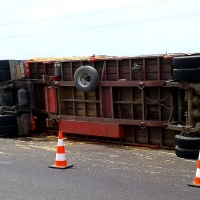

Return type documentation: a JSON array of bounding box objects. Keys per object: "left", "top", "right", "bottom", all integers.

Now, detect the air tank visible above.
[
  {"left": 18, "top": 88, "right": 28, "bottom": 106},
  {"left": 44, "top": 86, "right": 58, "bottom": 113},
  {"left": 10, "top": 82, "right": 25, "bottom": 90}
]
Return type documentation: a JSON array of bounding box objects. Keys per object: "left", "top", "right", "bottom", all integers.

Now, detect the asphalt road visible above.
[{"left": 0, "top": 134, "right": 200, "bottom": 200}]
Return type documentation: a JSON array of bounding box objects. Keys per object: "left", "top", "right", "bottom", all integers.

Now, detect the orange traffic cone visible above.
[
  {"left": 188, "top": 150, "right": 200, "bottom": 188},
  {"left": 49, "top": 131, "right": 73, "bottom": 169}
]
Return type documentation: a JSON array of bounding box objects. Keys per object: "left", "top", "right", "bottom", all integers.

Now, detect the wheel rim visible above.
[{"left": 77, "top": 71, "right": 91, "bottom": 87}]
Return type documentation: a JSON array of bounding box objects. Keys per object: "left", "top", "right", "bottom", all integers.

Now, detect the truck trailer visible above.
[{"left": 26, "top": 54, "right": 180, "bottom": 150}]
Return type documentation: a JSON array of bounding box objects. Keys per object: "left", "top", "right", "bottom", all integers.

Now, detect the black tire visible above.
[
  {"left": 175, "top": 145, "right": 199, "bottom": 159},
  {"left": 74, "top": 66, "right": 99, "bottom": 92},
  {"left": 0, "top": 125, "right": 18, "bottom": 136},
  {"left": 0, "top": 90, "right": 13, "bottom": 106},
  {"left": 0, "top": 60, "right": 10, "bottom": 70},
  {"left": 175, "top": 134, "right": 200, "bottom": 149},
  {"left": 1, "top": 91, "right": 12, "bottom": 106},
  {"left": 0, "top": 70, "right": 11, "bottom": 81},
  {"left": 172, "top": 55, "right": 200, "bottom": 69},
  {"left": 172, "top": 68, "right": 200, "bottom": 80},
  {"left": 0, "top": 115, "right": 17, "bottom": 125}
]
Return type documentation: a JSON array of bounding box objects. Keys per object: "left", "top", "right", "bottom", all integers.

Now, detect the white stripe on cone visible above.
[
  {"left": 57, "top": 139, "right": 64, "bottom": 146},
  {"left": 56, "top": 153, "right": 66, "bottom": 161},
  {"left": 196, "top": 168, "right": 200, "bottom": 178}
]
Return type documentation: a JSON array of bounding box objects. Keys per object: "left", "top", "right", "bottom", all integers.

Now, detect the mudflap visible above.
[{"left": 17, "top": 114, "right": 31, "bottom": 135}]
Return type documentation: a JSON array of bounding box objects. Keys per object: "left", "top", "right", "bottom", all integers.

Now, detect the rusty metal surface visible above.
[
  {"left": 164, "top": 80, "right": 200, "bottom": 134},
  {"left": 17, "top": 114, "right": 31, "bottom": 135},
  {"left": 9, "top": 60, "right": 25, "bottom": 80},
  {"left": 28, "top": 55, "right": 178, "bottom": 148},
  {"left": 28, "top": 56, "right": 173, "bottom": 81},
  {"left": 59, "top": 120, "right": 124, "bottom": 138}
]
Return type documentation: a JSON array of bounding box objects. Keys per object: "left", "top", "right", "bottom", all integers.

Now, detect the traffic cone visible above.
[
  {"left": 188, "top": 150, "right": 200, "bottom": 188},
  {"left": 49, "top": 131, "right": 73, "bottom": 169}
]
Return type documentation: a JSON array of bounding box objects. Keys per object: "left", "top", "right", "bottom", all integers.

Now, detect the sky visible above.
[{"left": 0, "top": 0, "right": 200, "bottom": 59}]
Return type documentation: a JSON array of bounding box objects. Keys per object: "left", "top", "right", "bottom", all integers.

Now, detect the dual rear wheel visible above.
[
  {"left": 0, "top": 115, "right": 18, "bottom": 137},
  {"left": 171, "top": 55, "right": 200, "bottom": 81},
  {"left": 0, "top": 60, "right": 11, "bottom": 81},
  {"left": 175, "top": 134, "right": 200, "bottom": 159}
]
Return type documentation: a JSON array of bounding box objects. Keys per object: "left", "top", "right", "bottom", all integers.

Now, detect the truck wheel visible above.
[
  {"left": 175, "top": 145, "right": 199, "bottom": 159},
  {"left": 74, "top": 66, "right": 99, "bottom": 92},
  {"left": 0, "top": 125, "right": 18, "bottom": 137},
  {"left": 172, "top": 55, "right": 200, "bottom": 69},
  {"left": 172, "top": 68, "right": 200, "bottom": 80},
  {"left": 0, "top": 60, "right": 10, "bottom": 70},
  {"left": 0, "top": 70, "right": 11, "bottom": 81},
  {"left": 0, "top": 115, "right": 17, "bottom": 125},
  {"left": 175, "top": 134, "right": 200, "bottom": 149}
]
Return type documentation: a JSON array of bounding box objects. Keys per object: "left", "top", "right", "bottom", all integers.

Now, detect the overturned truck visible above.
[{"left": 1, "top": 54, "right": 200, "bottom": 159}]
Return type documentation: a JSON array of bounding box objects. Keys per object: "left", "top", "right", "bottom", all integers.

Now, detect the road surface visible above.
[{"left": 0, "top": 134, "right": 200, "bottom": 200}]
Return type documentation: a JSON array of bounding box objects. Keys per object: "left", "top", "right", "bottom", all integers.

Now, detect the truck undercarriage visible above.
[
  {"left": 164, "top": 55, "right": 200, "bottom": 159},
  {"left": 0, "top": 60, "right": 35, "bottom": 136}
]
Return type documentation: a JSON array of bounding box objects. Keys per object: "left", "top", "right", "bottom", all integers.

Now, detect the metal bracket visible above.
[
  {"left": 42, "top": 75, "right": 51, "bottom": 84},
  {"left": 140, "top": 121, "right": 146, "bottom": 129},
  {"left": 138, "top": 82, "right": 144, "bottom": 89},
  {"left": 42, "top": 75, "right": 58, "bottom": 86},
  {"left": 165, "top": 123, "right": 200, "bottom": 134},
  {"left": 164, "top": 81, "right": 200, "bottom": 92}
]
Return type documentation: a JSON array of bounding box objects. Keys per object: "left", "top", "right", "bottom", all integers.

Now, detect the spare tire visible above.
[
  {"left": 74, "top": 66, "right": 99, "bottom": 92},
  {"left": 172, "top": 55, "right": 200, "bottom": 69},
  {"left": 175, "top": 145, "right": 199, "bottom": 159},
  {"left": 175, "top": 134, "right": 200, "bottom": 149}
]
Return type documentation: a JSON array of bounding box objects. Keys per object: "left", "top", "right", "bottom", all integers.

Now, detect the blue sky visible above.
[{"left": 0, "top": 0, "right": 200, "bottom": 59}]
